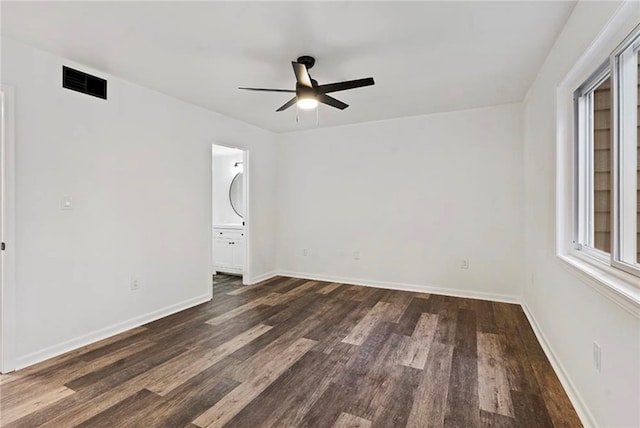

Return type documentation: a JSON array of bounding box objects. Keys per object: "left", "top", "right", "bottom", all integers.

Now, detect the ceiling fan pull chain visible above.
[{"left": 296, "top": 105, "right": 299, "bottom": 123}]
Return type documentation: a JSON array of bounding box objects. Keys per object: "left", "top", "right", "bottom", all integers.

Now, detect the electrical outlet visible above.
[
  {"left": 593, "top": 342, "right": 602, "bottom": 372},
  {"left": 353, "top": 251, "right": 361, "bottom": 260},
  {"left": 130, "top": 276, "right": 140, "bottom": 291},
  {"left": 61, "top": 195, "right": 73, "bottom": 210},
  {"left": 461, "top": 259, "right": 469, "bottom": 269},
  {"left": 301, "top": 248, "right": 308, "bottom": 257}
]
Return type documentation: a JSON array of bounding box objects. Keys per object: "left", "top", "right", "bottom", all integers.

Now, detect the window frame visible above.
[
  {"left": 556, "top": 4, "right": 640, "bottom": 318},
  {"left": 610, "top": 24, "right": 640, "bottom": 277},
  {"left": 573, "top": 62, "right": 611, "bottom": 264},
  {"left": 573, "top": 23, "right": 640, "bottom": 280}
]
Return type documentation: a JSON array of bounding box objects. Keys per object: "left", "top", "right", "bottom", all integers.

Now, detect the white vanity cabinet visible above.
[{"left": 213, "top": 226, "right": 244, "bottom": 275}]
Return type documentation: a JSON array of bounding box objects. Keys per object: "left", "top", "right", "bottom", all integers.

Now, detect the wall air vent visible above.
[{"left": 62, "top": 66, "right": 107, "bottom": 100}]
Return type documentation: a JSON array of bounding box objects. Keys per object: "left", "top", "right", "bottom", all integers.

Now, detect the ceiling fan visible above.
[{"left": 239, "top": 56, "right": 375, "bottom": 112}]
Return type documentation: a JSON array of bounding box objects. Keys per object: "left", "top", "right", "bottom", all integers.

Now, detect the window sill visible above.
[{"left": 557, "top": 253, "right": 640, "bottom": 318}]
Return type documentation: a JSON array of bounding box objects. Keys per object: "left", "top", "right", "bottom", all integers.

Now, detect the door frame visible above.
[
  {"left": 210, "top": 144, "right": 251, "bottom": 288},
  {"left": 1, "top": 85, "right": 17, "bottom": 373},
  {"left": 242, "top": 149, "right": 251, "bottom": 284}
]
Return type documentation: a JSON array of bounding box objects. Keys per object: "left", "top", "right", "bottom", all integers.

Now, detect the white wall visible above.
[
  {"left": 212, "top": 148, "right": 243, "bottom": 226},
  {"left": 1, "top": 37, "right": 277, "bottom": 368},
  {"left": 276, "top": 103, "right": 524, "bottom": 301},
  {"left": 522, "top": 2, "right": 640, "bottom": 427}
]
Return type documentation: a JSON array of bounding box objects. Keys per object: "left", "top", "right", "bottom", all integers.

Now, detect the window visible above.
[
  {"left": 575, "top": 67, "right": 612, "bottom": 258},
  {"left": 574, "top": 25, "right": 640, "bottom": 278},
  {"left": 611, "top": 27, "right": 640, "bottom": 274}
]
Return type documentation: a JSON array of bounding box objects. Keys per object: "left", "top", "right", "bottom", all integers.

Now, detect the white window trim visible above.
[
  {"left": 573, "top": 63, "right": 610, "bottom": 263},
  {"left": 556, "top": 1, "right": 640, "bottom": 319},
  {"left": 611, "top": 24, "right": 640, "bottom": 277}
]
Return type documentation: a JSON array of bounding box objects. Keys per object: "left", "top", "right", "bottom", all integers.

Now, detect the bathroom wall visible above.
[{"left": 213, "top": 146, "right": 244, "bottom": 226}]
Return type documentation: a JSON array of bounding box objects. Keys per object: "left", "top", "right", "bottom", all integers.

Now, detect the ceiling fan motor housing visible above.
[{"left": 297, "top": 55, "right": 315, "bottom": 70}]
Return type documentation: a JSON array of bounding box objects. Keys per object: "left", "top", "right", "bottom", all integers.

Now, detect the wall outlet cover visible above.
[{"left": 61, "top": 195, "right": 73, "bottom": 210}]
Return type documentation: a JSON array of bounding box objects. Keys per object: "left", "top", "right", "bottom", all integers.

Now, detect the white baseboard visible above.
[
  {"left": 248, "top": 271, "right": 278, "bottom": 285},
  {"left": 521, "top": 303, "right": 597, "bottom": 428},
  {"left": 277, "top": 270, "right": 520, "bottom": 304},
  {"left": 15, "top": 293, "right": 211, "bottom": 370}
]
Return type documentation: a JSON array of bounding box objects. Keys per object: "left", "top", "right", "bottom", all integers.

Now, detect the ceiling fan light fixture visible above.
[
  {"left": 297, "top": 96, "right": 318, "bottom": 110},
  {"left": 239, "top": 56, "right": 374, "bottom": 114}
]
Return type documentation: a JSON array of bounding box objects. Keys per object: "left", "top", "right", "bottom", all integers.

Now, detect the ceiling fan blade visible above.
[
  {"left": 292, "top": 62, "right": 313, "bottom": 88},
  {"left": 317, "top": 77, "right": 375, "bottom": 94},
  {"left": 239, "top": 87, "right": 295, "bottom": 93},
  {"left": 318, "top": 94, "right": 349, "bottom": 110},
  {"left": 276, "top": 97, "right": 297, "bottom": 112}
]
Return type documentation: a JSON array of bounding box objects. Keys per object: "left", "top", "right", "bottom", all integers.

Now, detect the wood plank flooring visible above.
[{"left": 0, "top": 274, "right": 582, "bottom": 427}]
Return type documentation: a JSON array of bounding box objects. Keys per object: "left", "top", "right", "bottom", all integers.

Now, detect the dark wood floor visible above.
[{"left": 0, "top": 274, "right": 581, "bottom": 427}]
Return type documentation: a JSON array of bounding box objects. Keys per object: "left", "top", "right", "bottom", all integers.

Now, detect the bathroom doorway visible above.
[{"left": 211, "top": 144, "right": 250, "bottom": 287}]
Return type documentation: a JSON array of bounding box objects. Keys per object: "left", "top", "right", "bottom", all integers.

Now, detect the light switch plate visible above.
[{"left": 593, "top": 342, "right": 602, "bottom": 372}]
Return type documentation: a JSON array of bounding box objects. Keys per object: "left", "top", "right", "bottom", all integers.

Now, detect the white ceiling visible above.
[{"left": 1, "top": 1, "right": 575, "bottom": 133}]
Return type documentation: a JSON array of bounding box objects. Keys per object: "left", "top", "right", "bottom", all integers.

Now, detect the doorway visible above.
[
  {"left": 211, "top": 144, "right": 250, "bottom": 288},
  {"left": 1, "top": 85, "right": 16, "bottom": 373}
]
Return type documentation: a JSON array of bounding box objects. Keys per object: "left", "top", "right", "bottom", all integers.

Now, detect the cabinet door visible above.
[
  {"left": 214, "top": 239, "right": 233, "bottom": 268},
  {"left": 232, "top": 240, "right": 245, "bottom": 270}
]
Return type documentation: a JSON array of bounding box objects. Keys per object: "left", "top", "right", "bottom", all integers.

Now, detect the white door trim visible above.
[
  {"left": 210, "top": 144, "right": 251, "bottom": 286},
  {"left": 208, "top": 144, "right": 215, "bottom": 299},
  {"left": 1, "top": 85, "right": 17, "bottom": 373},
  {"left": 242, "top": 149, "right": 251, "bottom": 285}
]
